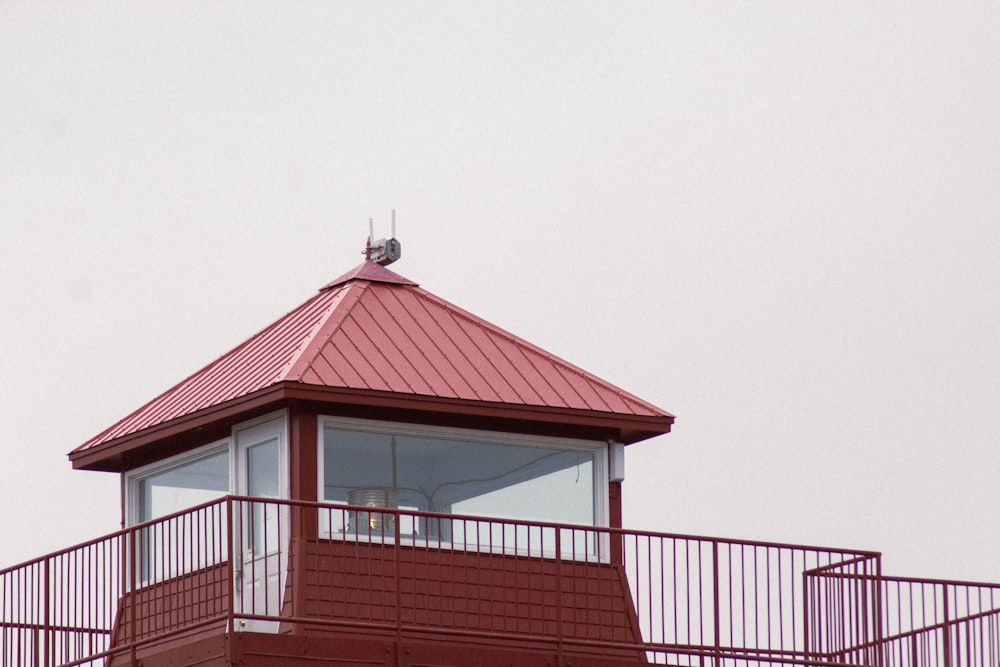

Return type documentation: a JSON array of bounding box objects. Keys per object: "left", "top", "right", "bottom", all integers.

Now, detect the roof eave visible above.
[
  {"left": 68, "top": 384, "right": 291, "bottom": 472},
  {"left": 69, "top": 382, "right": 674, "bottom": 472},
  {"left": 280, "top": 383, "right": 675, "bottom": 440}
]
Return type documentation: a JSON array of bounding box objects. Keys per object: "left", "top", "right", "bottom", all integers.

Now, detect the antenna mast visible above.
[{"left": 364, "top": 211, "right": 402, "bottom": 266}]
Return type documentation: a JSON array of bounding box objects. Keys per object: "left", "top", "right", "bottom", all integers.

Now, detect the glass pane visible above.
[
  {"left": 451, "top": 456, "right": 593, "bottom": 524},
  {"left": 138, "top": 450, "right": 229, "bottom": 522},
  {"left": 322, "top": 427, "right": 595, "bottom": 543},
  {"left": 246, "top": 438, "right": 280, "bottom": 555},
  {"left": 135, "top": 450, "right": 229, "bottom": 583},
  {"left": 247, "top": 438, "right": 279, "bottom": 498}
]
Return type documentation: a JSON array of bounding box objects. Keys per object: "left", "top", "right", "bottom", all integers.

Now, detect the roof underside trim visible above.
[{"left": 69, "top": 382, "right": 674, "bottom": 472}]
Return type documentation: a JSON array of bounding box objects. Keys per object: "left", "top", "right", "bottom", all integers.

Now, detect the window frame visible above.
[
  {"left": 123, "top": 438, "right": 233, "bottom": 528},
  {"left": 316, "top": 415, "right": 610, "bottom": 531}
]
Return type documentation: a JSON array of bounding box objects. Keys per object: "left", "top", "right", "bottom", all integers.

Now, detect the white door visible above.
[{"left": 234, "top": 417, "right": 288, "bottom": 632}]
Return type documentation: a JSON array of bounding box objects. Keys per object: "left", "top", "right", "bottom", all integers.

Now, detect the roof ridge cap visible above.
[{"left": 321, "top": 260, "right": 417, "bottom": 290}]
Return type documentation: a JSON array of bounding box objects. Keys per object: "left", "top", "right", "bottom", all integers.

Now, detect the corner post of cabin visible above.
[
  {"left": 609, "top": 439, "right": 626, "bottom": 566},
  {"left": 288, "top": 406, "right": 319, "bottom": 627},
  {"left": 609, "top": 480, "right": 624, "bottom": 566}
]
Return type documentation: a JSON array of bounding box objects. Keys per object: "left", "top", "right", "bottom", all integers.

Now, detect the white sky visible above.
[{"left": 1, "top": 2, "right": 998, "bottom": 584}]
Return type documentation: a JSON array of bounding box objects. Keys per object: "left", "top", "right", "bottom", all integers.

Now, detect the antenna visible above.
[{"left": 364, "top": 211, "right": 402, "bottom": 266}]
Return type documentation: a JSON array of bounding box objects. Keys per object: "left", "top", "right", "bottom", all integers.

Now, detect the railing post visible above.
[
  {"left": 394, "top": 507, "right": 404, "bottom": 667},
  {"left": 128, "top": 526, "right": 137, "bottom": 667},
  {"left": 117, "top": 530, "right": 127, "bottom": 667},
  {"left": 802, "top": 569, "right": 811, "bottom": 660},
  {"left": 942, "top": 582, "right": 951, "bottom": 667},
  {"left": 858, "top": 565, "right": 869, "bottom": 665},
  {"left": 42, "top": 557, "right": 50, "bottom": 667},
  {"left": 555, "top": 527, "right": 564, "bottom": 667},
  {"left": 874, "top": 555, "right": 884, "bottom": 667},
  {"left": 712, "top": 540, "right": 721, "bottom": 667},
  {"left": 226, "top": 497, "right": 236, "bottom": 641}
]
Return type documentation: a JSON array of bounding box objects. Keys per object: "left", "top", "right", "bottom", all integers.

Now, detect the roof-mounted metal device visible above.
[{"left": 366, "top": 210, "right": 402, "bottom": 267}]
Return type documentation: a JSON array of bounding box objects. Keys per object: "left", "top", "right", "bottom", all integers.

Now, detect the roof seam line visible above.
[
  {"left": 420, "top": 287, "right": 665, "bottom": 413},
  {"left": 282, "top": 283, "right": 368, "bottom": 381}
]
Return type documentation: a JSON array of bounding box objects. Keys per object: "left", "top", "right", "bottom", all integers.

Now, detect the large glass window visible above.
[
  {"left": 319, "top": 417, "right": 607, "bottom": 556},
  {"left": 137, "top": 449, "right": 230, "bottom": 522},
  {"left": 128, "top": 444, "right": 230, "bottom": 583}
]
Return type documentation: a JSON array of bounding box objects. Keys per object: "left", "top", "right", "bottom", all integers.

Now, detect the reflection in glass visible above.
[
  {"left": 322, "top": 427, "right": 596, "bottom": 547},
  {"left": 247, "top": 438, "right": 280, "bottom": 556},
  {"left": 138, "top": 450, "right": 229, "bottom": 522},
  {"left": 135, "top": 450, "right": 230, "bottom": 583}
]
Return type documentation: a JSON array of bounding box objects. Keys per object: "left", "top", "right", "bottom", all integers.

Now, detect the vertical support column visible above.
[
  {"left": 608, "top": 442, "right": 626, "bottom": 569},
  {"left": 288, "top": 408, "right": 319, "bottom": 505},
  {"left": 289, "top": 408, "right": 319, "bottom": 627},
  {"left": 609, "top": 482, "right": 624, "bottom": 566}
]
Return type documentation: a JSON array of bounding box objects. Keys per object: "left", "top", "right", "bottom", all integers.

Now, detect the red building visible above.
[{"left": 2, "top": 256, "right": 998, "bottom": 666}]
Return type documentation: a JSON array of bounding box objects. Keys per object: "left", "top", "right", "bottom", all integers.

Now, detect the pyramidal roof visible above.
[{"left": 71, "top": 261, "right": 673, "bottom": 467}]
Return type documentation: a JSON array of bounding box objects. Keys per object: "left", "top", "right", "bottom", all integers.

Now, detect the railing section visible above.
[
  {"left": 621, "top": 531, "right": 878, "bottom": 666},
  {"left": 0, "top": 499, "right": 228, "bottom": 667},
  {"left": 2, "top": 496, "right": 998, "bottom": 667},
  {"left": 807, "top": 568, "right": 1000, "bottom": 667}
]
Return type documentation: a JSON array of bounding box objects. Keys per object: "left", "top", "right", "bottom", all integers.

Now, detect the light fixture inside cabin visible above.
[
  {"left": 347, "top": 488, "right": 399, "bottom": 534},
  {"left": 346, "top": 434, "right": 400, "bottom": 534}
]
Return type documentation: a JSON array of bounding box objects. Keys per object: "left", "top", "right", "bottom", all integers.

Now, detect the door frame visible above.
[{"left": 233, "top": 410, "right": 289, "bottom": 632}]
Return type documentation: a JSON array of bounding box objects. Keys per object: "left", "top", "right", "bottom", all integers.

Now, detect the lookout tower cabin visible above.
[
  {"left": 62, "top": 255, "right": 676, "bottom": 666},
  {"left": 7, "top": 244, "right": 1000, "bottom": 667}
]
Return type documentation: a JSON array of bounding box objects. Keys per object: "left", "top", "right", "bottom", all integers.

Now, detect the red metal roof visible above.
[{"left": 72, "top": 261, "right": 673, "bottom": 456}]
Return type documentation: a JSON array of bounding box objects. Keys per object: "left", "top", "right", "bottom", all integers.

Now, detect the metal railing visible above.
[
  {"left": 622, "top": 532, "right": 879, "bottom": 665},
  {"left": 807, "top": 569, "right": 1000, "bottom": 667},
  {"left": 1, "top": 496, "right": 997, "bottom": 667},
  {"left": 0, "top": 499, "right": 228, "bottom": 667}
]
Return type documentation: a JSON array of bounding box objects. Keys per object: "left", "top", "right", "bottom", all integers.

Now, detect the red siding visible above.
[
  {"left": 299, "top": 538, "right": 644, "bottom": 648},
  {"left": 111, "top": 562, "right": 229, "bottom": 646}
]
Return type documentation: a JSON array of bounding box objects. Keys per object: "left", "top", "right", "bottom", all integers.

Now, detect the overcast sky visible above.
[{"left": 2, "top": 2, "right": 998, "bottom": 584}]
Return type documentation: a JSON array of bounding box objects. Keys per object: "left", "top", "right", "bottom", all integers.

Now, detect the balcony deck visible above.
[{"left": 2, "top": 496, "right": 998, "bottom": 666}]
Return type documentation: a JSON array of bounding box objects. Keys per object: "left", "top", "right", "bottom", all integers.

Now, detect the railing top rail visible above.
[
  {"left": 805, "top": 554, "right": 882, "bottom": 575},
  {"left": 0, "top": 495, "right": 229, "bottom": 577},
  {"left": 847, "top": 606, "right": 1000, "bottom": 651},
  {"left": 226, "top": 494, "right": 880, "bottom": 559},
  {"left": 806, "top": 568, "right": 1000, "bottom": 590},
  {"left": 2, "top": 493, "right": 881, "bottom": 577}
]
